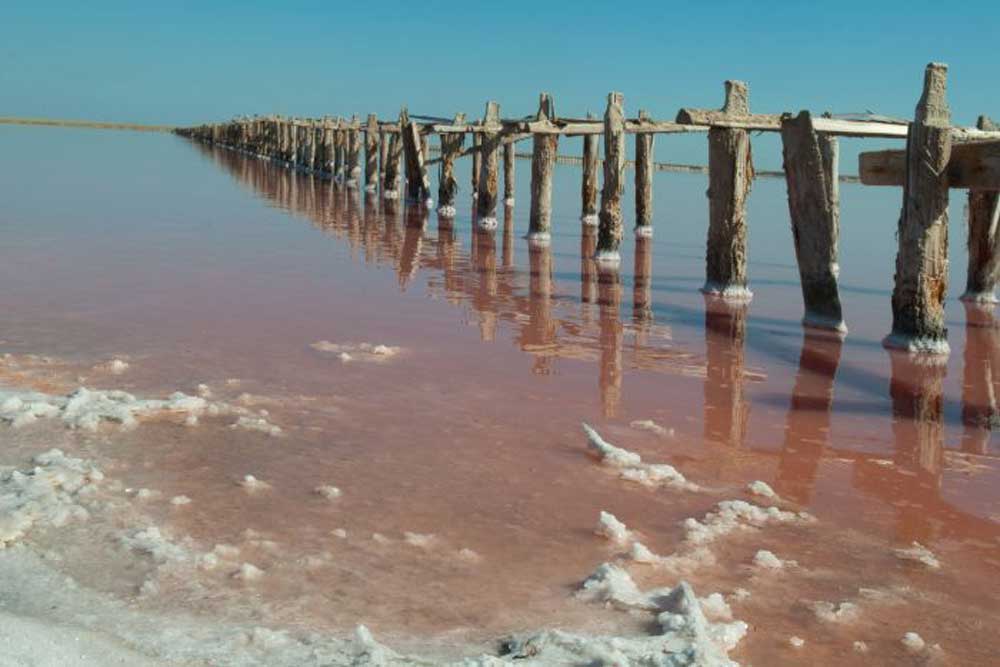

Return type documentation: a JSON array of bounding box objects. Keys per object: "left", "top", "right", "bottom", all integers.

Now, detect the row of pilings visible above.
[{"left": 176, "top": 62, "right": 1000, "bottom": 357}]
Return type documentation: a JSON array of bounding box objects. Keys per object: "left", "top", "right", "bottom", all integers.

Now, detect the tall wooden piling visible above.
[
  {"left": 962, "top": 115, "right": 1000, "bottom": 303},
  {"left": 781, "top": 110, "right": 845, "bottom": 332},
  {"left": 472, "top": 131, "right": 482, "bottom": 199},
  {"left": 885, "top": 63, "right": 952, "bottom": 354},
  {"left": 401, "top": 109, "right": 432, "bottom": 204},
  {"left": 364, "top": 114, "right": 379, "bottom": 193},
  {"left": 379, "top": 131, "right": 390, "bottom": 185},
  {"left": 476, "top": 102, "right": 502, "bottom": 227},
  {"left": 503, "top": 141, "right": 516, "bottom": 206},
  {"left": 703, "top": 81, "right": 754, "bottom": 300},
  {"left": 595, "top": 92, "right": 626, "bottom": 266},
  {"left": 437, "top": 113, "right": 466, "bottom": 217},
  {"left": 347, "top": 119, "right": 362, "bottom": 186},
  {"left": 635, "top": 110, "right": 655, "bottom": 236},
  {"left": 581, "top": 112, "right": 600, "bottom": 226},
  {"left": 528, "top": 93, "right": 558, "bottom": 245},
  {"left": 288, "top": 120, "right": 299, "bottom": 166},
  {"left": 383, "top": 130, "right": 403, "bottom": 198},
  {"left": 334, "top": 124, "right": 346, "bottom": 181}
]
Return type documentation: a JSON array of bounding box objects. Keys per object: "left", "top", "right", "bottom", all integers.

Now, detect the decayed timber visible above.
[
  {"left": 634, "top": 109, "right": 655, "bottom": 236},
  {"left": 703, "top": 81, "right": 754, "bottom": 300},
  {"left": 527, "top": 93, "right": 558, "bottom": 244},
  {"left": 347, "top": 119, "right": 362, "bottom": 186},
  {"left": 437, "top": 113, "right": 466, "bottom": 217},
  {"left": 885, "top": 63, "right": 952, "bottom": 354},
  {"left": 382, "top": 129, "right": 403, "bottom": 199},
  {"left": 379, "top": 130, "right": 390, "bottom": 185},
  {"left": 581, "top": 112, "right": 599, "bottom": 225},
  {"left": 963, "top": 116, "right": 1000, "bottom": 303},
  {"left": 471, "top": 131, "right": 482, "bottom": 198},
  {"left": 781, "top": 110, "right": 845, "bottom": 332},
  {"left": 476, "top": 102, "right": 502, "bottom": 228},
  {"left": 400, "top": 109, "right": 432, "bottom": 204},
  {"left": 859, "top": 139, "right": 1000, "bottom": 190},
  {"left": 595, "top": 92, "right": 626, "bottom": 266},
  {"left": 364, "top": 114, "right": 379, "bottom": 193},
  {"left": 503, "top": 141, "right": 516, "bottom": 206},
  {"left": 334, "top": 125, "right": 346, "bottom": 181}
]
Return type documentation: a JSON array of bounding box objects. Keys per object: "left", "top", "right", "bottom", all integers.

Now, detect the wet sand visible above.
[{"left": 0, "top": 126, "right": 997, "bottom": 665}]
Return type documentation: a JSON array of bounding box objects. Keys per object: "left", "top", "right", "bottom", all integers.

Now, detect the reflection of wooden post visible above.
[
  {"left": 635, "top": 110, "right": 655, "bottom": 236},
  {"left": 581, "top": 230, "right": 598, "bottom": 310},
  {"left": 961, "top": 304, "right": 1000, "bottom": 454},
  {"left": 781, "top": 111, "right": 845, "bottom": 332},
  {"left": 471, "top": 228, "right": 498, "bottom": 341},
  {"left": 437, "top": 114, "right": 466, "bottom": 217},
  {"left": 703, "top": 81, "right": 754, "bottom": 300},
  {"left": 598, "top": 270, "right": 623, "bottom": 417},
  {"left": 889, "top": 351, "right": 945, "bottom": 483},
  {"left": 397, "top": 209, "right": 425, "bottom": 289},
  {"left": 364, "top": 115, "right": 380, "bottom": 192},
  {"left": 525, "top": 244, "right": 556, "bottom": 375},
  {"left": 581, "top": 112, "right": 600, "bottom": 226},
  {"left": 476, "top": 102, "right": 502, "bottom": 228},
  {"left": 596, "top": 92, "right": 626, "bottom": 266},
  {"left": 633, "top": 237, "right": 653, "bottom": 323},
  {"left": 775, "top": 332, "right": 843, "bottom": 503},
  {"left": 703, "top": 295, "right": 749, "bottom": 447},
  {"left": 886, "top": 63, "right": 952, "bottom": 354},
  {"left": 528, "top": 93, "right": 558, "bottom": 245},
  {"left": 962, "top": 115, "right": 1000, "bottom": 303},
  {"left": 502, "top": 203, "right": 515, "bottom": 268}
]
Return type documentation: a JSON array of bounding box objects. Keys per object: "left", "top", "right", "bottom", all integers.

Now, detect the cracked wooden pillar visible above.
[
  {"left": 595, "top": 92, "right": 626, "bottom": 267},
  {"left": 704, "top": 81, "right": 754, "bottom": 300},
  {"left": 436, "top": 114, "right": 466, "bottom": 217},
  {"left": 581, "top": 112, "right": 600, "bottom": 226},
  {"left": 383, "top": 130, "right": 403, "bottom": 199},
  {"left": 528, "top": 93, "right": 558, "bottom": 245},
  {"left": 347, "top": 119, "right": 362, "bottom": 187},
  {"left": 781, "top": 110, "right": 845, "bottom": 332},
  {"left": 471, "top": 130, "right": 482, "bottom": 198},
  {"left": 401, "top": 109, "right": 432, "bottom": 205},
  {"left": 476, "top": 102, "right": 502, "bottom": 228},
  {"left": 885, "top": 63, "right": 952, "bottom": 354},
  {"left": 962, "top": 115, "right": 1000, "bottom": 303},
  {"left": 334, "top": 126, "right": 347, "bottom": 182},
  {"left": 378, "top": 130, "right": 390, "bottom": 185},
  {"left": 634, "top": 110, "right": 654, "bottom": 237},
  {"left": 503, "top": 140, "right": 516, "bottom": 206},
  {"left": 364, "top": 115, "right": 380, "bottom": 193}
]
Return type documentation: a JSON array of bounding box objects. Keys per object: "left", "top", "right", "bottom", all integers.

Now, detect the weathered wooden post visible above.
[
  {"left": 471, "top": 130, "right": 482, "bottom": 198},
  {"left": 347, "top": 117, "right": 362, "bottom": 187},
  {"left": 379, "top": 130, "right": 390, "bottom": 185},
  {"left": 383, "top": 129, "right": 403, "bottom": 199},
  {"left": 527, "top": 93, "right": 558, "bottom": 245},
  {"left": 322, "top": 121, "right": 335, "bottom": 175},
  {"left": 400, "top": 109, "right": 433, "bottom": 205},
  {"left": 476, "top": 102, "right": 502, "bottom": 229},
  {"left": 961, "top": 304, "right": 1000, "bottom": 454},
  {"left": 634, "top": 110, "right": 655, "bottom": 237},
  {"left": 288, "top": 120, "right": 299, "bottom": 166},
  {"left": 364, "top": 114, "right": 380, "bottom": 193},
  {"left": 503, "top": 141, "right": 516, "bottom": 206},
  {"left": 334, "top": 123, "right": 347, "bottom": 182},
  {"left": 306, "top": 121, "right": 318, "bottom": 172},
  {"left": 699, "top": 81, "right": 754, "bottom": 299},
  {"left": 962, "top": 115, "right": 1000, "bottom": 303},
  {"left": 885, "top": 63, "right": 952, "bottom": 354},
  {"left": 581, "top": 112, "right": 600, "bottom": 226},
  {"left": 437, "top": 114, "right": 466, "bottom": 217},
  {"left": 595, "top": 92, "right": 626, "bottom": 267},
  {"left": 781, "top": 110, "right": 845, "bottom": 332}
]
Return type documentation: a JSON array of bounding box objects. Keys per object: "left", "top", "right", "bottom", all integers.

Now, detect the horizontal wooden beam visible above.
[{"left": 859, "top": 139, "right": 1000, "bottom": 189}]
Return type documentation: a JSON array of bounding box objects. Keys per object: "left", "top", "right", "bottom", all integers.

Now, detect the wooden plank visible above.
[
  {"left": 859, "top": 140, "right": 1000, "bottom": 189},
  {"left": 885, "top": 63, "right": 952, "bottom": 354}
]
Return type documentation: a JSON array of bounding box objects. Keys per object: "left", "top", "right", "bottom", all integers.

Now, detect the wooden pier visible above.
[{"left": 176, "top": 63, "right": 1000, "bottom": 356}]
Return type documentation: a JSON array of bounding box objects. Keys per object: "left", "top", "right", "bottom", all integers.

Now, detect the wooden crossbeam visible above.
[{"left": 859, "top": 139, "right": 1000, "bottom": 190}]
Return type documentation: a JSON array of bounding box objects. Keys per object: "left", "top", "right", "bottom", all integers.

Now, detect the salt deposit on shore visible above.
[
  {"left": 583, "top": 423, "right": 699, "bottom": 491},
  {"left": 310, "top": 341, "right": 402, "bottom": 362}
]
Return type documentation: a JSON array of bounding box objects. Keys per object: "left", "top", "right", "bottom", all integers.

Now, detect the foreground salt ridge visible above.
[
  {"left": 583, "top": 423, "right": 700, "bottom": 491},
  {"left": 0, "top": 384, "right": 282, "bottom": 436}
]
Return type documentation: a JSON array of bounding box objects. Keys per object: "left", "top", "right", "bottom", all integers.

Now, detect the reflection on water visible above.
[{"left": 703, "top": 296, "right": 749, "bottom": 448}]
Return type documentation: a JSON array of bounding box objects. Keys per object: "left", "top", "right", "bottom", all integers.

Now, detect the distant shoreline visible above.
[{"left": 0, "top": 117, "right": 176, "bottom": 132}]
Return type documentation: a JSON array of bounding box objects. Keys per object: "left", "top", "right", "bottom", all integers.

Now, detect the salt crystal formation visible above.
[
  {"left": 310, "top": 341, "right": 402, "bottom": 362},
  {"left": 583, "top": 423, "right": 699, "bottom": 491},
  {"left": 894, "top": 541, "right": 941, "bottom": 569},
  {"left": 0, "top": 449, "right": 103, "bottom": 547},
  {"left": 629, "top": 419, "right": 674, "bottom": 438},
  {"left": 595, "top": 511, "right": 632, "bottom": 545}
]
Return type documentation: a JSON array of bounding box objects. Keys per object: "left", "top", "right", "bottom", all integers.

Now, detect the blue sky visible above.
[{"left": 2, "top": 2, "right": 997, "bottom": 164}]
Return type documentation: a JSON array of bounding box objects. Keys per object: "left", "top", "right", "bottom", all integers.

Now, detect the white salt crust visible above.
[
  {"left": 595, "top": 511, "right": 632, "bottom": 545},
  {"left": 701, "top": 282, "right": 753, "bottom": 302},
  {"left": 314, "top": 485, "right": 342, "bottom": 501},
  {"left": 310, "top": 341, "right": 401, "bottom": 363},
  {"left": 477, "top": 217, "right": 498, "bottom": 231},
  {"left": 893, "top": 541, "right": 941, "bottom": 569},
  {"left": 747, "top": 480, "right": 778, "bottom": 500},
  {"left": 583, "top": 423, "right": 699, "bottom": 491},
  {"left": 629, "top": 419, "right": 674, "bottom": 438},
  {"left": 581, "top": 213, "right": 599, "bottom": 226},
  {"left": 811, "top": 600, "right": 860, "bottom": 624},
  {"left": 635, "top": 224, "right": 654, "bottom": 238},
  {"left": 882, "top": 333, "right": 950, "bottom": 356},
  {"left": 436, "top": 205, "right": 457, "bottom": 218}
]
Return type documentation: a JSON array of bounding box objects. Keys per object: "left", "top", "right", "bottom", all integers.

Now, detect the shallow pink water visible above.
[{"left": 0, "top": 126, "right": 997, "bottom": 664}]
